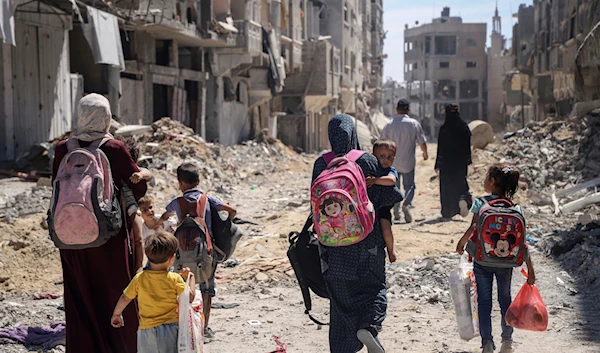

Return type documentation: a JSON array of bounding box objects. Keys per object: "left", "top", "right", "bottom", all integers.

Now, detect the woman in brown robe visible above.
[{"left": 52, "top": 94, "right": 147, "bottom": 353}]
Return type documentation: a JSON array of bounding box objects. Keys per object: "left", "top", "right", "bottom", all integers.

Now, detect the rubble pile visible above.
[
  {"left": 494, "top": 111, "right": 600, "bottom": 192},
  {"left": 539, "top": 221, "right": 600, "bottom": 295},
  {"left": 386, "top": 254, "right": 458, "bottom": 306},
  {"left": 136, "top": 118, "right": 306, "bottom": 192},
  {"left": 0, "top": 187, "right": 52, "bottom": 224}
]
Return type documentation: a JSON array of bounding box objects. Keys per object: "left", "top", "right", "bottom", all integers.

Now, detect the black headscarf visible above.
[
  {"left": 442, "top": 104, "right": 470, "bottom": 134},
  {"left": 435, "top": 104, "right": 472, "bottom": 169},
  {"left": 328, "top": 114, "right": 361, "bottom": 156}
]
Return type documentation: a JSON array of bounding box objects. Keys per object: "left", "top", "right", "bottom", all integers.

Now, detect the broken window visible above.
[
  {"left": 413, "top": 62, "right": 418, "bottom": 70},
  {"left": 467, "top": 38, "right": 477, "bottom": 46},
  {"left": 434, "top": 80, "right": 456, "bottom": 99},
  {"left": 236, "top": 83, "right": 244, "bottom": 103},
  {"left": 459, "top": 80, "right": 479, "bottom": 99},
  {"left": 153, "top": 84, "right": 171, "bottom": 121},
  {"left": 435, "top": 35, "right": 457, "bottom": 55},
  {"left": 186, "top": 6, "right": 197, "bottom": 24},
  {"left": 440, "top": 62, "right": 449, "bottom": 68},
  {"left": 120, "top": 30, "right": 135, "bottom": 61},
  {"left": 459, "top": 103, "right": 479, "bottom": 122},
  {"left": 466, "top": 61, "right": 476, "bottom": 68},
  {"left": 224, "top": 77, "right": 235, "bottom": 102},
  {"left": 344, "top": 4, "right": 348, "bottom": 22},
  {"left": 425, "top": 36, "right": 431, "bottom": 54},
  {"left": 156, "top": 40, "right": 170, "bottom": 66}
]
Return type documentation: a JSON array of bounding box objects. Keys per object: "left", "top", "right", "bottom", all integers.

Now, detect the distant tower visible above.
[
  {"left": 492, "top": 2, "right": 501, "bottom": 34},
  {"left": 490, "top": 2, "right": 505, "bottom": 56}
]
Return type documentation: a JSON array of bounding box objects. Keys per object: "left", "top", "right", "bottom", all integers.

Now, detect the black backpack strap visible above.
[
  {"left": 301, "top": 214, "right": 313, "bottom": 234},
  {"left": 288, "top": 214, "right": 329, "bottom": 326},
  {"left": 307, "top": 311, "right": 328, "bottom": 326}
]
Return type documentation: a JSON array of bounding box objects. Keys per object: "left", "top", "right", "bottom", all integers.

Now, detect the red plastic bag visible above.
[{"left": 505, "top": 277, "right": 548, "bottom": 331}]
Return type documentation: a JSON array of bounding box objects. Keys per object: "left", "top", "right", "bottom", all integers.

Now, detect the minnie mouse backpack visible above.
[
  {"left": 310, "top": 150, "right": 375, "bottom": 247},
  {"left": 466, "top": 197, "right": 528, "bottom": 268}
]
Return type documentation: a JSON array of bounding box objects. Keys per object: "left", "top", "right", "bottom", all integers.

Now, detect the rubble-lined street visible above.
[{"left": 1, "top": 116, "right": 600, "bottom": 352}]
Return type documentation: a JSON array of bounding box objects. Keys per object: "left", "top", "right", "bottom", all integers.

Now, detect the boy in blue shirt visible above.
[
  {"left": 367, "top": 140, "right": 401, "bottom": 263},
  {"left": 162, "top": 162, "right": 236, "bottom": 342}
]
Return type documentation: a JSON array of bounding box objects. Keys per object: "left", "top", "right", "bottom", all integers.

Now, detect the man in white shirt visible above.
[{"left": 380, "top": 99, "right": 428, "bottom": 223}]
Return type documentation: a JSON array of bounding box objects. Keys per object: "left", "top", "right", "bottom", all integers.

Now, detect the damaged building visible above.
[
  {"left": 0, "top": 0, "right": 386, "bottom": 159},
  {"left": 404, "top": 7, "right": 487, "bottom": 136},
  {"left": 508, "top": 0, "right": 600, "bottom": 123}
]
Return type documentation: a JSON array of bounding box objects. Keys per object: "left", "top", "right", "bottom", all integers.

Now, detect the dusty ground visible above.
[{"left": 1, "top": 144, "right": 599, "bottom": 353}]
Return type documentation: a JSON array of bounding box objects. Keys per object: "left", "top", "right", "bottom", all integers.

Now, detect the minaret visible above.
[
  {"left": 492, "top": 2, "right": 501, "bottom": 34},
  {"left": 490, "top": 2, "right": 505, "bottom": 56}
]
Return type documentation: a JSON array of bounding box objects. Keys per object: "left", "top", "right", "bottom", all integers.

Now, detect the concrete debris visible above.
[
  {"left": 114, "top": 125, "right": 153, "bottom": 137},
  {"left": 539, "top": 221, "right": 600, "bottom": 296},
  {"left": 552, "top": 177, "right": 600, "bottom": 214},
  {"left": 570, "top": 100, "right": 600, "bottom": 119},
  {"left": 0, "top": 187, "right": 52, "bottom": 224},
  {"left": 386, "top": 254, "right": 457, "bottom": 306},
  {"left": 136, "top": 118, "right": 306, "bottom": 193},
  {"left": 560, "top": 192, "right": 600, "bottom": 214},
  {"left": 468, "top": 120, "right": 494, "bottom": 149},
  {"left": 480, "top": 112, "right": 600, "bottom": 220},
  {"left": 0, "top": 117, "right": 309, "bottom": 230}
]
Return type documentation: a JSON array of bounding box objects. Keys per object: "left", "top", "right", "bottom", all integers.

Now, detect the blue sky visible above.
[{"left": 383, "top": 0, "right": 533, "bottom": 82}]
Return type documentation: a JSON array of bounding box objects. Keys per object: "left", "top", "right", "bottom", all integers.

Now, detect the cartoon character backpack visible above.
[
  {"left": 48, "top": 138, "right": 123, "bottom": 249},
  {"left": 310, "top": 150, "right": 375, "bottom": 246},
  {"left": 466, "top": 197, "right": 528, "bottom": 268},
  {"left": 174, "top": 195, "right": 216, "bottom": 286}
]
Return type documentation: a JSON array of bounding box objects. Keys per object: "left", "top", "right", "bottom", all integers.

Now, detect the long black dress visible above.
[
  {"left": 435, "top": 105, "right": 473, "bottom": 218},
  {"left": 312, "top": 114, "right": 403, "bottom": 353}
]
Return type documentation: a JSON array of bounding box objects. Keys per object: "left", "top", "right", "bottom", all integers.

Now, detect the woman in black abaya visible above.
[{"left": 435, "top": 104, "right": 473, "bottom": 219}]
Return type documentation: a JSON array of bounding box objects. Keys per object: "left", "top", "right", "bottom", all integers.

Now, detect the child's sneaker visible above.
[
  {"left": 499, "top": 340, "right": 513, "bottom": 353},
  {"left": 482, "top": 341, "right": 495, "bottom": 353},
  {"left": 459, "top": 199, "right": 469, "bottom": 217},
  {"left": 357, "top": 329, "right": 385, "bottom": 353}
]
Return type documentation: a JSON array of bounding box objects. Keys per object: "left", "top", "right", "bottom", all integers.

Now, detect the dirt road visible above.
[{"left": 1, "top": 144, "right": 599, "bottom": 353}]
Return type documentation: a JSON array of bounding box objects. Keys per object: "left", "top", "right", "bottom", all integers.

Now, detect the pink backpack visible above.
[
  {"left": 49, "top": 138, "right": 123, "bottom": 249},
  {"left": 311, "top": 150, "right": 375, "bottom": 246}
]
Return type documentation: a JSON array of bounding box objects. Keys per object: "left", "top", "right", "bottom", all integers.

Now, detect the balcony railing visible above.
[
  {"left": 216, "top": 20, "right": 261, "bottom": 55},
  {"left": 239, "top": 20, "right": 262, "bottom": 56}
]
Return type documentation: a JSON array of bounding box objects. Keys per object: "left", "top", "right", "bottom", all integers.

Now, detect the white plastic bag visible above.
[
  {"left": 178, "top": 274, "right": 204, "bottom": 353},
  {"left": 449, "top": 254, "right": 479, "bottom": 341}
]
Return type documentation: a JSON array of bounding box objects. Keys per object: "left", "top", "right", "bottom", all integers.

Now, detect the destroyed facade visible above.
[
  {"left": 0, "top": 0, "right": 386, "bottom": 160},
  {"left": 404, "top": 7, "right": 488, "bottom": 136}
]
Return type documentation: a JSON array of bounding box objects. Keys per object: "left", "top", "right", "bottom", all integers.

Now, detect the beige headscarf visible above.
[{"left": 73, "top": 93, "right": 114, "bottom": 142}]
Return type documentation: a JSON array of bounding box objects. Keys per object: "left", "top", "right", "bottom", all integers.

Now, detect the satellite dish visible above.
[{"left": 415, "top": 21, "right": 419, "bottom": 25}]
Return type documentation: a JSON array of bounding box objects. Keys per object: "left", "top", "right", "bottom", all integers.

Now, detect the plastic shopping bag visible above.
[
  {"left": 505, "top": 270, "right": 548, "bottom": 332},
  {"left": 449, "top": 255, "right": 479, "bottom": 341},
  {"left": 178, "top": 274, "right": 204, "bottom": 353}
]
